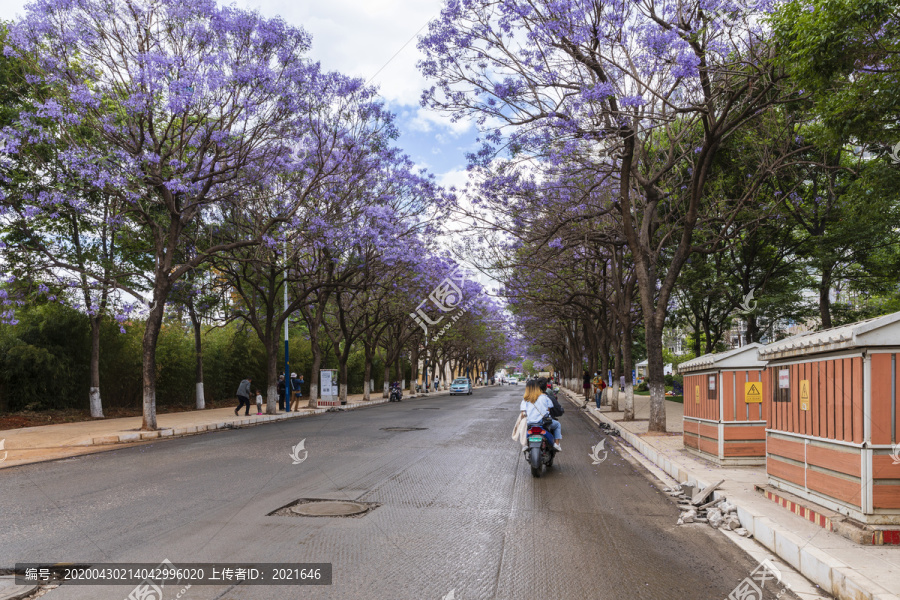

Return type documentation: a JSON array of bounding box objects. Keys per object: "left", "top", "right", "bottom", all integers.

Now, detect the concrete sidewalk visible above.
[
  {"left": 0, "top": 387, "right": 461, "bottom": 470},
  {"left": 563, "top": 388, "right": 900, "bottom": 600}
]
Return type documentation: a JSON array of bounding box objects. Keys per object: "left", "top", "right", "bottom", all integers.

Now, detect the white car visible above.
[{"left": 449, "top": 377, "right": 473, "bottom": 395}]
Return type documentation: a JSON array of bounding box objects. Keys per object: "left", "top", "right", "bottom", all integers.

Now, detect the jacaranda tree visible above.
[
  {"left": 2, "top": 0, "right": 336, "bottom": 429},
  {"left": 418, "top": 0, "right": 799, "bottom": 431}
]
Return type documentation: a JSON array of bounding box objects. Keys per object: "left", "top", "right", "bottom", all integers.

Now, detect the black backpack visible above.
[{"left": 546, "top": 390, "right": 564, "bottom": 417}]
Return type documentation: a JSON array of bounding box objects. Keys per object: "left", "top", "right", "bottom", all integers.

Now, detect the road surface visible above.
[{"left": 0, "top": 385, "right": 797, "bottom": 599}]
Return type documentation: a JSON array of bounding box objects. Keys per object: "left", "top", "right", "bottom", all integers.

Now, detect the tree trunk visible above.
[
  {"left": 703, "top": 314, "right": 715, "bottom": 355},
  {"left": 265, "top": 339, "right": 278, "bottom": 414},
  {"left": 692, "top": 314, "right": 703, "bottom": 356},
  {"left": 746, "top": 313, "right": 759, "bottom": 344},
  {"left": 89, "top": 316, "right": 104, "bottom": 418},
  {"left": 363, "top": 357, "right": 372, "bottom": 401},
  {"left": 338, "top": 352, "right": 348, "bottom": 404},
  {"left": 819, "top": 265, "right": 833, "bottom": 329},
  {"left": 383, "top": 363, "right": 390, "bottom": 397},
  {"left": 645, "top": 319, "right": 667, "bottom": 433},
  {"left": 616, "top": 132, "right": 674, "bottom": 434},
  {"left": 600, "top": 342, "right": 610, "bottom": 406},
  {"left": 309, "top": 350, "right": 321, "bottom": 407},
  {"left": 190, "top": 310, "right": 205, "bottom": 410},
  {"left": 610, "top": 340, "right": 621, "bottom": 412},
  {"left": 73, "top": 214, "right": 106, "bottom": 419},
  {"left": 585, "top": 322, "right": 598, "bottom": 375},
  {"left": 622, "top": 327, "right": 635, "bottom": 421},
  {"left": 141, "top": 299, "right": 166, "bottom": 431},
  {"left": 409, "top": 344, "right": 419, "bottom": 397}
]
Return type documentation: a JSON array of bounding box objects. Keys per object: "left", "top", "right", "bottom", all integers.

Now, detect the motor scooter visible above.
[{"left": 525, "top": 414, "right": 557, "bottom": 477}]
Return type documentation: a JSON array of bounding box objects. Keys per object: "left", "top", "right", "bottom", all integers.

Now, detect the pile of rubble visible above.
[
  {"left": 597, "top": 421, "right": 620, "bottom": 436},
  {"left": 664, "top": 480, "right": 749, "bottom": 537}
]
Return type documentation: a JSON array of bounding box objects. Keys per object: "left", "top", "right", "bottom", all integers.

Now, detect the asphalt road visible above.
[{"left": 0, "top": 386, "right": 798, "bottom": 600}]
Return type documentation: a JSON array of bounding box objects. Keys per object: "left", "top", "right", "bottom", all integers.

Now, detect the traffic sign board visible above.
[{"left": 800, "top": 380, "right": 810, "bottom": 410}]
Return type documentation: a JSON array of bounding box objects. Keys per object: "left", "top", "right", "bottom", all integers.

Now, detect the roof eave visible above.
[{"left": 760, "top": 340, "right": 855, "bottom": 361}]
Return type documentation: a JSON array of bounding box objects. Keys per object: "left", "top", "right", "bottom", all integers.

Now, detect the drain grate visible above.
[
  {"left": 414, "top": 407, "right": 440, "bottom": 410},
  {"left": 380, "top": 427, "right": 428, "bottom": 432},
  {"left": 269, "top": 498, "right": 379, "bottom": 518}
]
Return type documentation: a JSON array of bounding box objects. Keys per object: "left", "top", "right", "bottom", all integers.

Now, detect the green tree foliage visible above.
[
  {"left": 0, "top": 303, "right": 397, "bottom": 413},
  {"left": 771, "top": 0, "right": 900, "bottom": 148}
]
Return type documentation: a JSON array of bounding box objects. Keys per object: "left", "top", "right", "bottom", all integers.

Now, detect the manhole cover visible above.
[
  {"left": 290, "top": 501, "right": 369, "bottom": 517},
  {"left": 269, "top": 498, "right": 380, "bottom": 518},
  {"left": 380, "top": 427, "right": 428, "bottom": 432}
]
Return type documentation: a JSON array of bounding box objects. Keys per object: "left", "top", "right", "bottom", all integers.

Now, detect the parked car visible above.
[
  {"left": 449, "top": 377, "right": 473, "bottom": 395},
  {"left": 504, "top": 376, "right": 518, "bottom": 385}
]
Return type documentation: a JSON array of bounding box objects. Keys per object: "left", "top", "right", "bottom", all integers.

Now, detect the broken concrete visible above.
[
  {"left": 670, "top": 480, "right": 745, "bottom": 534},
  {"left": 691, "top": 479, "right": 724, "bottom": 505}
]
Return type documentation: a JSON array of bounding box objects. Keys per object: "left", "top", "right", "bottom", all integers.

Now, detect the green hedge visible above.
[{"left": 0, "top": 303, "right": 403, "bottom": 413}]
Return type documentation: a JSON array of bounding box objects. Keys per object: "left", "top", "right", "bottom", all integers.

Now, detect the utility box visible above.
[
  {"left": 679, "top": 344, "right": 768, "bottom": 466},
  {"left": 759, "top": 312, "right": 900, "bottom": 524}
]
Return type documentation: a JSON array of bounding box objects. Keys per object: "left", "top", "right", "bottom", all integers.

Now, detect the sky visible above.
[
  {"left": 0, "top": 0, "right": 478, "bottom": 191},
  {"left": 274, "top": 0, "right": 479, "bottom": 193},
  {"left": 233, "top": 0, "right": 479, "bottom": 191}
]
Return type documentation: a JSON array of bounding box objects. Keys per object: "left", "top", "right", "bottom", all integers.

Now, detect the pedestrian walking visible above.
[
  {"left": 255, "top": 389, "right": 263, "bottom": 415},
  {"left": 235, "top": 377, "right": 252, "bottom": 416},
  {"left": 592, "top": 373, "right": 607, "bottom": 409},
  {"left": 277, "top": 374, "right": 286, "bottom": 411},
  {"left": 582, "top": 371, "right": 591, "bottom": 403},
  {"left": 290, "top": 373, "right": 304, "bottom": 411}
]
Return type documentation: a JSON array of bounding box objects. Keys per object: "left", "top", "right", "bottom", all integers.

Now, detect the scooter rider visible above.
[
  {"left": 538, "top": 377, "right": 564, "bottom": 418},
  {"left": 389, "top": 381, "right": 402, "bottom": 402},
  {"left": 520, "top": 379, "right": 562, "bottom": 452}
]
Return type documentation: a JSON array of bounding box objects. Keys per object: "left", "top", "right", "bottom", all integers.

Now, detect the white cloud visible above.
[
  {"left": 437, "top": 167, "right": 472, "bottom": 192},
  {"left": 240, "top": 0, "right": 443, "bottom": 107},
  {"left": 408, "top": 107, "right": 475, "bottom": 136}
]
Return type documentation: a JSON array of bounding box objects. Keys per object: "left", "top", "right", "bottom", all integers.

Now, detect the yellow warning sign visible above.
[
  {"left": 744, "top": 381, "right": 762, "bottom": 403},
  {"left": 800, "top": 380, "right": 810, "bottom": 411},
  {"left": 695, "top": 385, "right": 701, "bottom": 404}
]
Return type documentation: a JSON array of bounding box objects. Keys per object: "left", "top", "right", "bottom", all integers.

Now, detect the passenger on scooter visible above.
[
  {"left": 520, "top": 380, "right": 562, "bottom": 452},
  {"left": 538, "top": 377, "right": 564, "bottom": 418}
]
